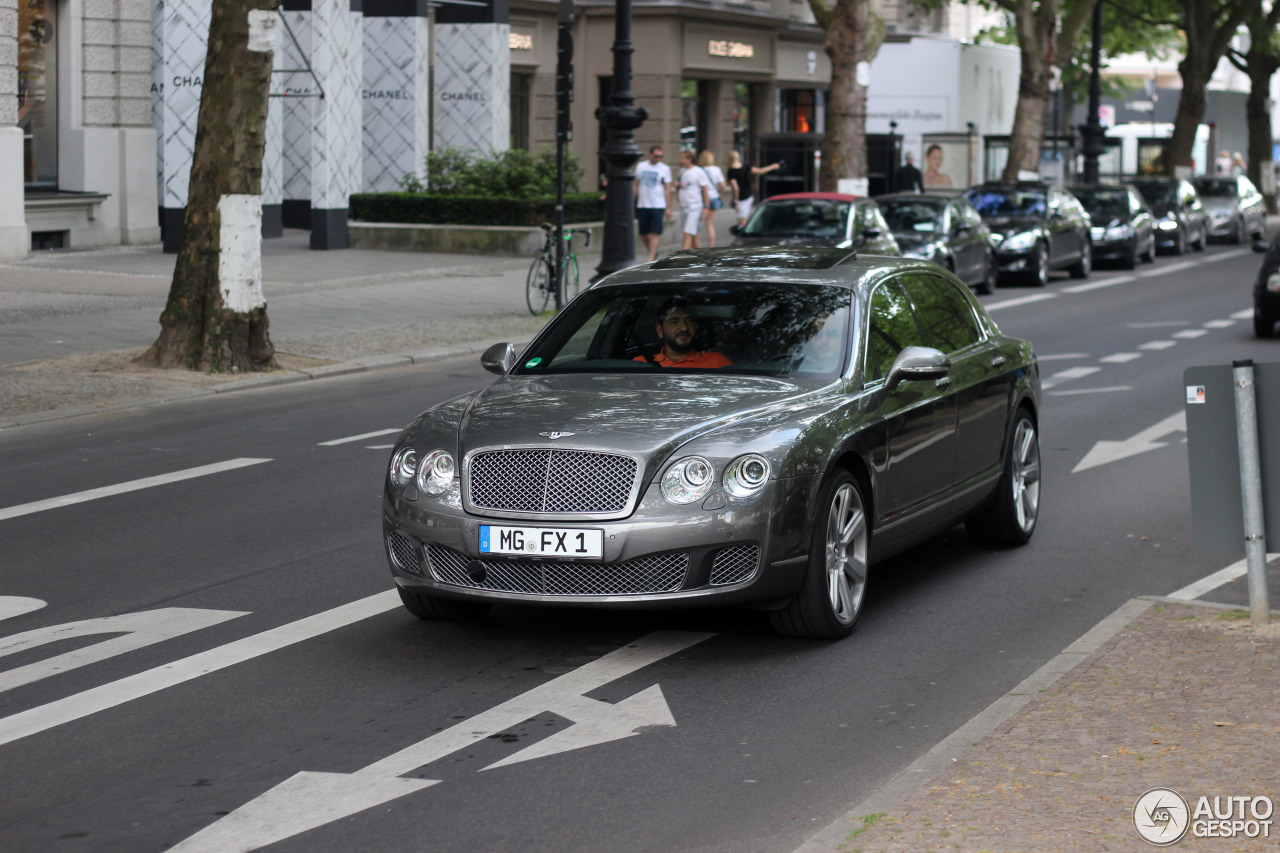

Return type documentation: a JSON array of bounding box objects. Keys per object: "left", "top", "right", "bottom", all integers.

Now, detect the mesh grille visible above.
[
  {"left": 710, "top": 545, "right": 760, "bottom": 586},
  {"left": 469, "top": 449, "right": 638, "bottom": 514},
  {"left": 387, "top": 531, "right": 422, "bottom": 574},
  {"left": 426, "top": 544, "right": 687, "bottom": 596}
]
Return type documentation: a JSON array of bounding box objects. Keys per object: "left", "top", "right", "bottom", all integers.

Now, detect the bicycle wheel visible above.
[
  {"left": 526, "top": 257, "right": 552, "bottom": 315},
  {"left": 559, "top": 253, "right": 580, "bottom": 306}
]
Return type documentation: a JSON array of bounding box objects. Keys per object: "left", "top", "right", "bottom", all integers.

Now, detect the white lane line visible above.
[
  {"left": 1204, "top": 319, "right": 1235, "bottom": 328},
  {"left": 983, "top": 293, "right": 1058, "bottom": 312},
  {"left": 1167, "top": 554, "right": 1278, "bottom": 601},
  {"left": 318, "top": 429, "right": 401, "bottom": 446},
  {"left": 365, "top": 444, "right": 396, "bottom": 450},
  {"left": 1128, "top": 321, "right": 1187, "bottom": 328},
  {"left": 1172, "top": 329, "right": 1209, "bottom": 339},
  {"left": 0, "top": 591, "right": 401, "bottom": 746},
  {"left": 1049, "top": 386, "right": 1134, "bottom": 396},
  {"left": 1139, "top": 340, "right": 1177, "bottom": 350},
  {"left": 1200, "top": 249, "right": 1250, "bottom": 263},
  {"left": 1062, "top": 274, "right": 1136, "bottom": 294},
  {"left": 0, "top": 458, "right": 273, "bottom": 522},
  {"left": 1036, "top": 353, "right": 1090, "bottom": 361},
  {"left": 1231, "top": 308, "right": 1253, "bottom": 320},
  {"left": 1140, "top": 260, "right": 1196, "bottom": 277},
  {"left": 1041, "top": 366, "right": 1101, "bottom": 390},
  {"left": 1100, "top": 352, "right": 1142, "bottom": 364}
]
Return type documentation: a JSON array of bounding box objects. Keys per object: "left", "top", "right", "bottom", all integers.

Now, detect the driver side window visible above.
[{"left": 864, "top": 282, "right": 924, "bottom": 383}]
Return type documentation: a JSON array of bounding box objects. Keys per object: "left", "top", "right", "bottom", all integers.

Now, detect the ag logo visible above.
[
  {"left": 1134, "top": 788, "right": 1190, "bottom": 845},
  {"left": 538, "top": 431, "right": 575, "bottom": 440}
]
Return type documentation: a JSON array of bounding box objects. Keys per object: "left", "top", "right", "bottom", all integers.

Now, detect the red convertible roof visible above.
[{"left": 766, "top": 192, "right": 861, "bottom": 202}]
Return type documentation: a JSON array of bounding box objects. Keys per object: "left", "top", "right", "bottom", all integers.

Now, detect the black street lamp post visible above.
[
  {"left": 1079, "top": 0, "right": 1105, "bottom": 184},
  {"left": 593, "top": 0, "right": 648, "bottom": 281}
]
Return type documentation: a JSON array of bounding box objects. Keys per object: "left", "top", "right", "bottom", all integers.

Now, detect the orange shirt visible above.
[{"left": 635, "top": 349, "right": 733, "bottom": 368}]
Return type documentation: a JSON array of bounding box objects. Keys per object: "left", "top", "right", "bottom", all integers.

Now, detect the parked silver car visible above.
[
  {"left": 1191, "top": 175, "right": 1268, "bottom": 244},
  {"left": 382, "top": 248, "right": 1041, "bottom": 639}
]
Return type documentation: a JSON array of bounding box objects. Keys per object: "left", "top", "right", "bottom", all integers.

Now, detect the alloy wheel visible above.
[
  {"left": 1010, "top": 418, "right": 1041, "bottom": 534},
  {"left": 824, "top": 483, "right": 868, "bottom": 625}
]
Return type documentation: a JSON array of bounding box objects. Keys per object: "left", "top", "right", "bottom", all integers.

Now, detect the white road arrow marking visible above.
[
  {"left": 1073, "top": 411, "right": 1186, "bottom": 473},
  {"left": 0, "top": 597, "right": 47, "bottom": 622},
  {"left": 169, "top": 630, "right": 713, "bottom": 853}
]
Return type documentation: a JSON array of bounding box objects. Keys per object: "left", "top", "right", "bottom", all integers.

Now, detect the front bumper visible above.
[
  {"left": 996, "top": 249, "right": 1033, "bottom": 273},
  {"left": 1089, "top": 235, "right": 1136, "bottom": 260},
  {"left": 382, "top": 476, "right": 818, "bottom": 609}
]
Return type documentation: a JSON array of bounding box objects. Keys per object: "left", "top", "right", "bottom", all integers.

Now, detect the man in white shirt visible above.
[
  {"left": 635, "top": 145, "right": 673, "bottom": 262},
  {"left": 676, "top": 149, "right": 711, "bottom": 250}
]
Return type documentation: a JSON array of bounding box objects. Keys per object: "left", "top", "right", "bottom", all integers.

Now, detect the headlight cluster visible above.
[
  {"left": 389, "top": 447, "right": 456, "bottom": 496},
  {"left": 1158, "top": 218, "right": 1179, "bottom": 231},
  {"left": 1104, "top": 224, "right": 1134, "bottom": 241},
  {"left": 1267, "top": 272, "right": 1280, "bottom": 294},
  {"left": 1000, "top": 231, "right": 1037, "bottom": 252},
  {"left": 660, "top": 454, "right": 771, "bottom": 504}
]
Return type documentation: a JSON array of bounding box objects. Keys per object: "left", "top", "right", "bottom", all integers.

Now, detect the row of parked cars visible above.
[{"left": 728, "top": 173, "right": 1271, "bottom": 294}]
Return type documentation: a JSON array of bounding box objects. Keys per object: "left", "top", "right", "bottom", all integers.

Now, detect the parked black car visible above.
[
  {"left": 1129, "top": 177, "right": 1206, "bottom": 255},
  {"left": 965, "top": 183, "right": 1092, "bottom": 286},
  {"left": 877, "top": 192, "right": 999, "bottom": 294},
  {"left": 1069, "top": 184, "right": 1155, "bottom": 269},
  {"left": 1191, "top": 175, "right": 1268, "bottom": 244},
  {"left": 1252, "top": 235, "right": 1280, "bottom": 338},
  {"left": 730, "top": 193, "right": 901, "bottom": 255}
]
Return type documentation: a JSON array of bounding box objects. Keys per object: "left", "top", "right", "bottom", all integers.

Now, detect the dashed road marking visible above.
[
  {"left": 1042, "top": 366, "right": 1101, "bottom": 389},
  {"left": 1203, "top": 319, "right": 1235, "bottom": 328},
  {"left": 0, "top": 458, "right": 273, "bottom": 522},
  {"left": 318, "top": 429, "right": 401, "bottom": 446},
  {"left": 1049, "top": 386, "right": 1133, "bottom": 396},
  {"left": 1172, "top": 329, "right": 1209, "bottom": 339},
  {"left": 983, "top": 293, "right": 1058, "bottom": 312},
  {"left": 1139, "top": 340, "right": 1177, "bottom": 350},
  {"left": 1100, "top": 352, "right": 1142, "bottom": 364},
  {"left": 1231, "top": 308, "right": 1253, "bottom": 320},
  {"left": 1036, "top": 353, "right": 1090, "bottom": 361},
  {"left": 1062, "top": 274, "right": 1136, "bottom": 294}
]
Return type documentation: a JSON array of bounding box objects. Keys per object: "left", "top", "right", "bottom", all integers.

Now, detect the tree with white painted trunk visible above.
[{"left": 138, "top": 0, "right": 281, "bottom": 372}]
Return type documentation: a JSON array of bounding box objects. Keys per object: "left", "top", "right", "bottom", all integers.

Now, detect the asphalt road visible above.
[{"left": 1, "top": 242, "right": 1274, "bottom": 853}]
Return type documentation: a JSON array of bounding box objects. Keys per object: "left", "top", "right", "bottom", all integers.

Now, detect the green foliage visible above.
[
  {"left": 398, "top": 147, "right": 583, "bottom": 198},
  {"left": 349, "top": 192, "right": 603, "bottom": 226}
]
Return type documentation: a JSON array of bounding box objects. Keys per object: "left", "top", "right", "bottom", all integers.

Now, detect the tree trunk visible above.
[
  {"left": 819, "top": 0, "right": 870, "bottom": 191},
  {"left": 1002, "top": 1, "right": 1053, "bottom": 180},
  {"left": 1165, "top": 52, "right": 1210, "bottom": 174},
  {"left": 1245, "top": 64, "right": 1277, "bottom": 212},
  {"left": 138, "top": 0, "right": 281, "bottom": 372}
]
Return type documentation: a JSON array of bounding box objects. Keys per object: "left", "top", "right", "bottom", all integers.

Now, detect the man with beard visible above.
[{"left": 635, "top": 297, "right": 732, "bottom": 368}]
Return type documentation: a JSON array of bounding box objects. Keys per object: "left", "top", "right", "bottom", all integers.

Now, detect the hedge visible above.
[{"left": 349, "top": 193, "right": 603, "bottom": 227}]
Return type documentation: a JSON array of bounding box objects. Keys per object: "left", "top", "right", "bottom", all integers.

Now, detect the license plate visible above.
[{"left": 479, "top": 525, "right": 604, "bottom": 559}]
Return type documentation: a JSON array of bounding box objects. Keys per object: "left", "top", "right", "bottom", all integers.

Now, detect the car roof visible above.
[
  {"left": 968, "top": 182, "right": 1051, "bottom": 191},
  {"left": 766, "top": 192, "right": 861, "bottom": 202},
  {"left": 877, "top": 193, "right": 949, "bottom": 204}
]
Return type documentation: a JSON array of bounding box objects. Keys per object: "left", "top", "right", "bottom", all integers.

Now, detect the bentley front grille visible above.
[
  {"left": 426, "top": 544, "right": 687, "bottom": 596},
  {"left": 710, "top": 545, "right": 760, "bottom": 586},
  {"left": 468, "top": 449, "right": 638, "bottom": 515}
]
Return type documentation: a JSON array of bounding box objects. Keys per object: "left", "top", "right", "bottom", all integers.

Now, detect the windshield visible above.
[
  {"left": 1191, "top": 178, "right": 1236, "bottom": 198},
  {"left": 880, "top": 199, "right": 945, "bottom": 234},
  {"left": 965, "top": 188, "right": 1047, "bottom": 218},
  {"left": 1072, "top": 189, "right": 1129, "bottom": 219},
  {"left": 742, "top": 199, "right": 851, "bottom": 241},
  {"left": 1132, "top": 181, "right": 1177, "bottom": 205},
  {"left": 515, "top": 282, "right": 853, "bottom": 379}
]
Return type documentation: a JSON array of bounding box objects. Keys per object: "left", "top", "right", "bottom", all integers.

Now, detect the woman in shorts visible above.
[
  {"left": 697, "top": 151, "right": 728, "bottom": 247},
  {"left": 725, "top": 151, "right": 783, "bottom": 227}
]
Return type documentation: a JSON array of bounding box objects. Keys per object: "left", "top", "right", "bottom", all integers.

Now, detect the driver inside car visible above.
[{"left": 635, "top": 296, "right": 733, "bottom": 368}]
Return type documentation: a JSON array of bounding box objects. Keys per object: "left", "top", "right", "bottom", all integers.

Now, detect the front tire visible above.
[
  {"left": 975, "top": 251, "right": 997, "bottom": 295},
  {"left": 1120, "top": 238, "right": 1139, "bottom": 270},
  {"left": 1141, "top": 233, "right": 1155, "bottom": 263},
  {"left": 1068, "top": 239, "right": 1091, "bottom": 278},
  {"left": 966, "top": 410, "right": 1041, "bottom": 546},
  {"left": 1027, "top": 243, "right": 1049, "bottom": 287},
  {"left": 398, "top": 587, "right": 491, "bottom": 621},
  {"left": 526, "top": 258, "right": 552, "bottom": 315},
  {"left": 1192, "top": 224, "right": 1206, "bottom": 251},
  {"left": 770, "top": 471, "right": 869, "bottom": 640}
]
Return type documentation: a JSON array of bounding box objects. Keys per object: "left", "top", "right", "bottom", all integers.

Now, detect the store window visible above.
[
  {"left": 779, "top": 89, "right": 823, "bottom": 135},
  {"left": 19, "top": 0, "right": 59, "bottom": 187},
  {"left": 733, "top": 83, "right": 754, "bottom": 158},
  {"left": 681, "top": 80, "right": 709, "bottom": 152},
  {"left": 510, "top": 72, "right": 532, "bottom": 151}
]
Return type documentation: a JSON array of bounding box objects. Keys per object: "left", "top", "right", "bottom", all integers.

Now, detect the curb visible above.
[
  {"left": 0, "top": 338, "right": 526, "bottom": 430},
  {"left": 790, "top": 597, "right": 1156, "bottom": 853}
]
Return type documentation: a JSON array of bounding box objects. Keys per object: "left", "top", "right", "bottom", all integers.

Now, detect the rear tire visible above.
[
  {"left": 526, "top": 258, "right": 552, "bottom": 315},
  {"left": 1027, "top": 243, "right": 1049, "bottom": 287},
  {"left": 398, "top": 587, "right": 491, "bottom": 621},
  {"left": 1141, "top": 234, "right": 1155, "bottom": 263},
  {"left": 975, "top": 252, "right": 997, "bottom": 295},
  {"left": 770, "top": 471, "right": 869, "bottom": 640},
  {"left": 966, "top": 410, "right": 1040, "bottom": 546},
  {"left": 1068, "top": 239, "right": 1091, "bottom": 278}
]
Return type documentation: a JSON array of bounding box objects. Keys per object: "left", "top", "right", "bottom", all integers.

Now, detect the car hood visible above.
[
  {"left": 732, "top": 234, "right": 840, "bottom": 248},
  {"left": 1149, "top": 203, "right": 1177, "bottom": 218},
  {"left": 891, "top": 231, "right": 940, "bottom": 253},
  {"left": 1201, "top": 198, "right": 1238, "bottom": 214},
  {"left": 984, "top": 216, "right": 1043, "bottom": 237},
  {"left": 457, "top": 372, "right": 822, "bottom": 472}
]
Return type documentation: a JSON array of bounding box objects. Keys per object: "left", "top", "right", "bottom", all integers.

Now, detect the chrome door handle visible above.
[
  {"left": 935, "top": 377, "right": 951, "bottom": 388},
  {"left": 990, "top": 355, "right": 1006, "bottom": 367}
]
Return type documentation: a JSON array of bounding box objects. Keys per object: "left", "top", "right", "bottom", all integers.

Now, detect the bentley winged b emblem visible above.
[{"left": 538, "top": 431, "right": 575, "bottom": 440}]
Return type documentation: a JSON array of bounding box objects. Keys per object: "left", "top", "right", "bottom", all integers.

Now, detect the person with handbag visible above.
[{"left": 697, "top": 151, "right": 728, "bottom": 247}]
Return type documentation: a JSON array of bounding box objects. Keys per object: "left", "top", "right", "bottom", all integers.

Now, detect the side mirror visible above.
[
  {"left": 1254, "top": 236, "right": 1271, "bottom": 253},
  {"left": 862, "top": 227, "right": 882, "bottom": 239},
  {"left": 886, "top": 345, "right": 950, "bottom": 390},
  {"left": 729, "top": 224, "right": 743, "bottom": 236},
  {"left": 481, "top": 342, "right": 517, "bottom": 375},
  {"left": 955, "top": 222, "right": 973, "bottom": 233}
]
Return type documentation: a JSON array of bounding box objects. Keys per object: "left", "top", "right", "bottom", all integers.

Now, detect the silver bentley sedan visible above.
[{"left": 382, "top": 247, "right": 1041, "bottom": 639}]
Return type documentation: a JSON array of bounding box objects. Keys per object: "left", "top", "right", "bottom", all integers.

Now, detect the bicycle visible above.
[{"left": 527, "top": 222, "right": 592, "bottom": 315}]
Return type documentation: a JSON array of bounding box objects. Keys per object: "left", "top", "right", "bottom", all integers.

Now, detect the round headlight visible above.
[
  {"left": 415, "top": 449, "right": 456, "bottom": 496},
  {"left": 661, "top": 456, "right": 715, "bottom": 504},
  {"left": 1267, "top": 272, "right": 1280, "bottom": 294},
  {"left": 389, "top": 447, "right": 417, "bottom": 487},
  {"left": 724, "top": 454, "right": 771, "bottom": 498}
]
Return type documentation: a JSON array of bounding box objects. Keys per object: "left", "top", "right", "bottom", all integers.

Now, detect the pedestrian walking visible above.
[
  {"left": 897, "top": 151, "right": 923, "bottom": 193},
  {"left": 676, "top": 149, "right": 711, "bottom": 250},
  {"left": 634, "top": 145, "right": 673, "bottom": 263},
  {"left": 1232, "top": 152, "right": 1247, "bottom": 176},
  {"left": 1215, "top": 150, "right": 1232, "bottom": 176},
  {"left": 696, "top": 151, "right": 727, "bottom": 247},
  {"left": 725, "top": 151, "right": 783, "bottom": 227}
]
